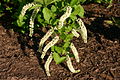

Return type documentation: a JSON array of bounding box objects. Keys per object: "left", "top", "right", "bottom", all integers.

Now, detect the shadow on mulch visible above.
[{"left": 86, "top": 17, "right": 120, "bottom": 41}]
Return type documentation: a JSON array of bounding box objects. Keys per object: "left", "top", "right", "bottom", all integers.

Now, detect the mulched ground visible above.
[{"left": 0, "top": 1, "right": 120, "bottom": 80}]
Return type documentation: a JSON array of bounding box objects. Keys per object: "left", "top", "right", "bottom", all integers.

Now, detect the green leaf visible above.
[
  {"left": 78, "top": 5, "right": 84, "bottom": 18},
  {"left": 17, "top": 20, "right": 25, "bottom": 27},
  {"left": 51, "top": 46, "right": 55, "bottom": 52},
  {"left": 64, "top": 33, "right": 73, "bottom": 42},
  {"left": 34, "top": 0, "right": 60, "bottom": 6},
  {"left": 28, "top": 4, "right": 41, "bottom": 11},
  {"left": 50, "top": 18, "right": 58, "bottom": 26},
  {"left": 112, "top": 17, "right": 120, "bottom": 28},
  {"left": 42, "top": 7, "right": 53, "bottom": 23},
  {"left": 79, "top": 0, "right": 86, "bottom": 4},
  {"left": 37, "top": 15, "right": 46, "bottom": 26},
  {"left": 4, "top": 0, "right": 10, "bottom": 3},
  {"left": 65, "top": 26, "right": 73, "bottom": 33},
  {"left": 70, "top": 0, "right": 78, "bottom": 6},
  {"left": 17, "top": 15, "right": 25, "bottom": 27},
  {"left": 51, "top": 5, "right": 57, "bottom": 12},
  {"left": 54, "top": 46, "right": 63, "bottom": 54},
  {"left": 71, "top": 5, "right": 79, "bottom": 16},
  {"left": 70, "top": 22, "right": 77, "bottom": 29},
  {"left": 44, "top": 0, "right": 53, "bottom": 5},
  {"left": 71, "top": 5, "right": 84, "bottom": 18},
  {"left": 45, "top": 0, "right": 61, "bottom": 6},
  {"left": 70, "top": 14, "right": 77, "bottom": 21},
  {"left": 55, "top": 1, "right": 63, "bottom": 9},
  {"left": 34, "top": 0, "right": 44, "bottom": 5},
  {"left": 95, "top": 0, "right": 102, "bottom": 3},
  {"left": 37, "top": 15, "right": 44, "bottom": 23},
  {"left": 63, "top": 42, "right": 70, "bottom": 48},
  {"left": 53, "top": 52, "right": 66, "bottom": 64},
  {"left": 60, "top": 33, "right": 66, "bottom": 40}
]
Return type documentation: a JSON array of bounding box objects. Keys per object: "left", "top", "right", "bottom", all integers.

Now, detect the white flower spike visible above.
[
  {"left": 70, "top": 43, "right": 79, "bottom": 62},
  {"left": 58, "top": 6, "right": 72, "bottom": 29},
  {"left": 66, "top": 55, "right": 80, "bottom": 73},
  {"left": 21, "top": 2, "right": 36, "bottom": 16},
  {"left": 76, "top": 18, "right": 87, "bottom": 43},
  {"left": 29, "top": 7, "right": 40, "bottom": 37},
  {"left": 38, "top": 29, "right": 54, "bottom": 52},
  {"left": 72, "top": 29, "right": 80, "bottom": 38},
  {"left": 41, "top": 36, "right": 59, "bottom": 59},
  {"left": 44, "top": 53, "right": 53, "bottom": 76}
]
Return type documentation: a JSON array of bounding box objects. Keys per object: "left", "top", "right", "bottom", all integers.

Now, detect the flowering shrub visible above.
[
  {"left": 1, "top": 0, "right": 113, "bottom": 77},
  {"left": 17, "top": 0, "right": 88, "bottom": 76}
]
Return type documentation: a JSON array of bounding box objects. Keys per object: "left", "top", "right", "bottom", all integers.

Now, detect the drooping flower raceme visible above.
[
  {"left": 29, "top": 7, "right": 40, "bottom": 37},
  {"left": 70, "top": 43, "right": 79, "bottom": 62},
  {"left": 21, "top": 2, "right": 36, "bottom": 16},
  {"left": 44, "top": 53, "right": 53, "bottom": 76},
  {"left": 41, "top": 36, "right": 59, "bottom": 59},
  {"left": 17, "top": 2, "right": 36, "bottom": 27},
  {"left": 38, "top": 29, "right": 54, "bottom": 52},
  {"left": 58, "top": 6, "right": 72, "bottom": 29},
  {"left": 66, "top": 55, "right": 80, "bottom": 73},
  {"left": 72, "top": 29, "right": 80, "bottom": 38},
  {"left": 76, "top": 18, "right": 87, "bottom": 43}
]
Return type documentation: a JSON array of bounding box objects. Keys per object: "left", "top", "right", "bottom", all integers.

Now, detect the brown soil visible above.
[{"left": 0, "top": 2, "right": 120, "bottom": 80}]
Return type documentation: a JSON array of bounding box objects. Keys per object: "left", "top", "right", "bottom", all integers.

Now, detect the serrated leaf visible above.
[
  {"left": 64, "top": 33, "right": 73, "bottom": 42},
  {"left": 53, "top": 52, "right": 66, "bottom": 64},
  {"left": 78, "top": 5, "right": 84, "bottom": 18},
  {"left": 37, "top": 15, "right": 46, "bottom": 26},
  {"left": 70, "top": 14, "right": 77, "bottom": 21},
  {"left": 34, "top": 0, "right": 44, "bottom": 5},
  {"left": 44, "top": 0, "right": 53, "bottom": 5},
  {"left": 17, "top": 15, "right": 24, "bottom": 27},
  {"left": 51, "top": 5, "right": 57, "bottom": 12},
  {"left": 70, "top": 0, "right": 78, "bottom": 6},
  {"left": 70, "top": 22, "right": 79, "bottom": 29},
  {"left": 71, "top": 5, "right": 84, "bottom": 18},
  {"left": 17, "top": 20, "right": 25, "bottom": 27},
  {"left": 79, "top": 0, "right": 86, "bottom": 4},
  {"left": 54, "top": 46, "right": 63, "bottom": 54},
  {"left": 43, "top": 7, "right": 53, "bottom": 23},
  {"left": 28, "top": 4, "right": 41, "bottom": 11},
  {"left": 50, "top": 18, "right": 58, "bottom": 26},
  {"left": 34, "top": 0, "right": 59, "bottom": 6},
  {"left": 65, "top": 26, "right": 73, "bottom": 33},
  {"left": 37, "top": 15, "right": 44, "bottom": 23},
  {"left": 44, "top": 0, "right": 60, "bottom": 6},
  {"left": 63, "top": 42, "right": 70, "bottom": 48},
  {"left": 60, "top": 33, "right": 66, "bottom": 40}
]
